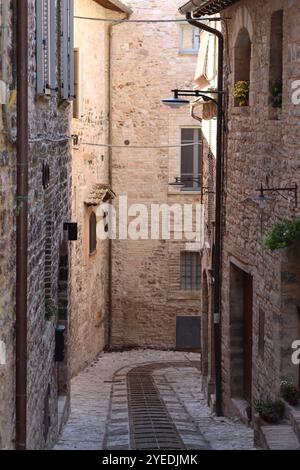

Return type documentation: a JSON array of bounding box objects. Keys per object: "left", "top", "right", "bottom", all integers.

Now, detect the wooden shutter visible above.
[
  {"left": 36, "top": 0, "right": 57, "bottom": 96},
  {"left": 60, "top": 0, "right": 74, "bottom": 100}
]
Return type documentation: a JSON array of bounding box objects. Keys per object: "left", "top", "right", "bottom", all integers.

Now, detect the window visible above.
[
  {"left": 73, "top": 49, "right": 83, "bottom": 118},
  {"left": 36, "top": 0, "right": 74, "bottom": 100},
  {"left": 234, "top": 28, "right": 251, "bottom": 106},
  {"left": 181, "top": 128, "right": 202, "bottom": 190},
  {"left": 180, "top": 25, "right": 199, "bottom": 54},
  {"left": 89, "top": 212, "right": 97, "bottom": 255},
  {"left": 269, "top": 10, "right": 283, "bottom": 110},
  {"left": 180, "top": 252, "right": 201, "bottom": 291},
  {"left": 258, "top": 308, "right": 265, "bottom": 358}
]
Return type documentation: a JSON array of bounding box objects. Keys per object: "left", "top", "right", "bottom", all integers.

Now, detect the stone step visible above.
[
  {"left": 260, "top": 424, "right": 300, "bottom": 450},
  {"left": 285, "top": 402, "right": 300, "bottom": 443}
]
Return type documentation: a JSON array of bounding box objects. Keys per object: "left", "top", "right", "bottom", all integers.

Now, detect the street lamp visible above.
[
  {"left": 253, "top": 183, "right": 298, "bottom": 209},
  {"left": 162, "top": 89, "right": 219, "bottom": 109},
  {"left": 168, "top": 176, "right": 201, "bottom": 188},
  {"left": 168, "top": 177, "right": 214, "bottom": 203}
]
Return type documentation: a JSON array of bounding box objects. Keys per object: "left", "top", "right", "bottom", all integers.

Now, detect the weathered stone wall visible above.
[
  {"left": 220, "top": 0, "right": 300, "bottom": 413},
  {"left": 0, "top": 0, "right": 72, "bottom": 449},
  {"left": 70, "top": 0, "right": 124, "bottom": 377},
  {"left": 0, "top": 0, "right": 17, "bottom": 450},
  {"left": 26, "top": 0, "right": 72, "bottom": 449},
  {"left": 111, "top": 0, "right": 201, "bottom": 348}
]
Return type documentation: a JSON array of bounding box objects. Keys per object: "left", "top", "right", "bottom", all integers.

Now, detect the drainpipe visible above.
[
  {"left": 16, "top": 0, "right": 28, "bottom": 450},
  {"left": 186, "top": 12, "right": 224, "bottom": 417},
  {"left": 107, "top": 14, "right": 129, "bottom": 349}
]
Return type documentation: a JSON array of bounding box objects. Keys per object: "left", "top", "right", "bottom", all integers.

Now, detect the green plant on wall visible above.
[
  {"left": 264, "top": 217, "right": 300, "bottom": 251},
  {"left": 45, "top": 298, "right": 57, "bottom": 321},
  {"left": 233, "top": 80, "right": 250, "bottom": 106},
  {"left": 270, "top": 81, "right": 282, "bottom": 108}
]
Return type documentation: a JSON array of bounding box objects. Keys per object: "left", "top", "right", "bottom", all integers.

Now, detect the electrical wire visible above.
[
  {"left": 74, "top": 16, "right": 220, "bottom": 23},
  {"left": 79, "top": 141, "right": 201, "bottom": 149},
  {"left": 28, "top": 135, "right": 201, "bottom": 148},
  {"left": 28, "top": 135, "right": 72, "bottom": 143}
]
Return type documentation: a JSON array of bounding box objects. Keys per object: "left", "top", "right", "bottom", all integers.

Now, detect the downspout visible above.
[
  {"left": 16, "top": 0, "right": 28, "bottom": 449},
  {"left": 186, "top": 12, "right": 224, "bottom": 416},
  {"left": 107, "top": 14, "right": 129, "bottom": 349}
]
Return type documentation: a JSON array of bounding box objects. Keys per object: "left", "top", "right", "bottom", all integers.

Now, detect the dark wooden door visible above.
[{"left": 243, "top": 273, "right": 253, "bottom": 402}]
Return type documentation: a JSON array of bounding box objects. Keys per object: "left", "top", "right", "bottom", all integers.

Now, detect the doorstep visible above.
[
  {"left": 253, "top": 413, "right": 300, "bottom": 450},
  {"left": 230, "top": 398, "right": 250, "bottom": 426},
  {"left": 58, "top": 394, "right": 69, "bottom": 434},
  {"left": 284, "top": 400, "right": 300, "bottom": 442}
]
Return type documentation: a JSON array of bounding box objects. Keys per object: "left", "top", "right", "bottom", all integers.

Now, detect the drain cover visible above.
[{"left": 127, "top": 368, "right": 185, "bottom": 450}]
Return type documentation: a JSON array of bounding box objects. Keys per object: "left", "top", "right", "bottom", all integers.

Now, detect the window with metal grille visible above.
[
  {"left": 181, "top": 128, "right": 202, "bottom": 190},
  {"left": 89, "top": 212, "right": 97, "bottom": 255},
  {"left": 180, "top": 251, "right": 201, "bottom": 291}
]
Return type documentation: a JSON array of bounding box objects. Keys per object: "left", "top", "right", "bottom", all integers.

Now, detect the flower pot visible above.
[
  {"left": 288, "top": 399, "right": 298, "bottom": 407},
  {"left": 262, "top": 414, "right": 278, "bottom": 424}
]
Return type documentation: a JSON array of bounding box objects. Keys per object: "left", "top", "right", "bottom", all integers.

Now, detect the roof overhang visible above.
[
  {"left": 93, "top": 0, "right": 132, "bottom": 15},
  {"left": 84, "top": 183, "right": 116, "bottom": 206},
  {"left": 179, "top": 0, "right": 240, "bottom": 16}
]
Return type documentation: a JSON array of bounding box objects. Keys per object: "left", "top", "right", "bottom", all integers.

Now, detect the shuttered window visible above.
[
  {"left": 73, "top": 48, "right": 82, "bottom": 118},
  {"left": 60, "top": 0, "right": 74, "bottom": 100},
  {"left": 36, "top": 0, "right": 74, "bottom": 100},
  {"left": 180, "top": 25, "right": 199, "bottom": 54},
  {"left": 181, "top": 128, "right": 202, "bottom": 190},
  {"left": 180, "top": 252, "right": 201, "bottom": 291}
]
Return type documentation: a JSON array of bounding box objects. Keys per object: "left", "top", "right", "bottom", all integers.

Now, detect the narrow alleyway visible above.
[{"left": 54, "top": 350, "right": 256, "bottom": 450}]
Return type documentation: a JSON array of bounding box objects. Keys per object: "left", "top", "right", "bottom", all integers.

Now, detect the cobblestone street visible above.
[{"left": 54, "top": 350, "right": 256, "bottom": 450}]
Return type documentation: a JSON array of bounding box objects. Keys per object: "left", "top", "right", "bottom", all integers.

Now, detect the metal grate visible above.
[
  {"left": 127, "top": 369, "right": 185, "bottom": 450},
  {"left": 180, "top": 251, "right": 201, "bottom": 291}
]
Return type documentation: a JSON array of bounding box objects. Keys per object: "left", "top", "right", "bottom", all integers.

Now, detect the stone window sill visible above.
[{"left": 231, "top": 106, "right": 250, "bottom": 117}]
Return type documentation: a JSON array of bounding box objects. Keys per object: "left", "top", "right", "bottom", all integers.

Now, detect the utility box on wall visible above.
[
  {"left": 176, "top": 316, "right": 201, "bottom": 350},
  {"left": 55, "top": 325, "right": 66, "bottom": 362}
]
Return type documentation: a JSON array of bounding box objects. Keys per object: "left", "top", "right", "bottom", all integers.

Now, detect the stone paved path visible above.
[{"left": 53, "top": 350, "right": 256, "bottom": 450}]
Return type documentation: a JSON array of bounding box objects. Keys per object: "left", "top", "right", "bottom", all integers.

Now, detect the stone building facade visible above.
[
  {"left": 0, "top": 0, "right": 73, "bottom": 449},
  {"left": 183, "top": 0, "right": 300, "bottom": 420},
  {"left": 0, "top": 0, "right": 17, "bottom": 450},
  {"left": 70, "top": 0, "right": 130, "bottom": 377},
  {"left": 220, "top": 0, "right": 300, "bottom": 417},
  {"left": 110, "top": 0, "right": 202, "bottom": 349}
]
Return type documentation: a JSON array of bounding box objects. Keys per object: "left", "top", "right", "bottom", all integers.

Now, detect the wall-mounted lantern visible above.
[{"left": 253, "top": 183, "right": 298, "bottom": 210}]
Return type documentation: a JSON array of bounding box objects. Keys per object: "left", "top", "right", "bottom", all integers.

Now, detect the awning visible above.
[
  {"left": 84, "top": 183, "right": 116, "bottom": 206},
  {"left": 179, "top": 0, "right": 240, "bottom": 16},
  {"left": 93, "top": 0, "right": 132, "bottom": 15}
]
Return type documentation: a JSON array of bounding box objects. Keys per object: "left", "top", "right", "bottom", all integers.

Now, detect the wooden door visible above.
[{"left": 243, "top": 273, "right": 253, "bottom": 402}]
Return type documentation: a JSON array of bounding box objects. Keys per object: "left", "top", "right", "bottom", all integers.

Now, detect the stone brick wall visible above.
[
  {"left": 110, "top": 0, "right": 201, "bottom": 349},
  {"left": 26, "top": 0, "right": 72, "bottom": 449},
  {"left": 219, "top": 0, "right": 300, "bottom": 414},
  {"left": 70, "top": 0, "right": 125, "bottom": 377},
  {"left": 0, "top": 0, "right": 72, "bottom": 449},
  {"left": 0, "top": 0, "right": 17, "bottom": 450}
]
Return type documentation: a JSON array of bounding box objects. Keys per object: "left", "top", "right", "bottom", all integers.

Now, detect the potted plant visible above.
[
  {"left": 233, "top": 80, "right": 250, "bottom": 106},
  {"left": 264, "top": 217, "right": 300, "bottom": 251},
  {"left": 280, "top": 380, "right": 299, "bottom": 406},
  {"left": 254, "top": 398, "right": 285, "bottom": 424},
  {"left": 271, "top": 81, "right": 282, "bottom": 108}
]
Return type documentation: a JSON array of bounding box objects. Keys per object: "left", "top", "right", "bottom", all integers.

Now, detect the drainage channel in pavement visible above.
[{"left": 127, "top": 368, "right": 185, "bottom": 450}]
